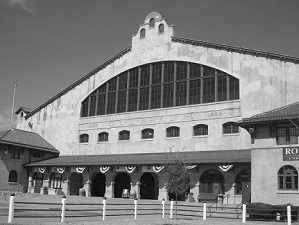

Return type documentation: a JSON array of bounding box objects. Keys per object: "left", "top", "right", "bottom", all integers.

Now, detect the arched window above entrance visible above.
[
  {"left": 119, "top": 130, "right": 130, "bottom": 141},
  {"left": 278, "top": 165, "right": 298, "bottom": 190},
  {"left": 166, "top": 126, "right": 180, "bottom": 138},
  {"left": 193, "top": 124, "right": 208, "bottom": 136},
  {"left": 98, "top": 132, "right": 109, "bottom": 142},
  {"left": 223, "top": 122, "right": 239, "bottom": 134}
]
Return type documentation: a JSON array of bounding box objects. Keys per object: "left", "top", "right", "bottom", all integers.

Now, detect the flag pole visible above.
[{"left": 10, "top": 78, "right": 17, "bottom": 129}]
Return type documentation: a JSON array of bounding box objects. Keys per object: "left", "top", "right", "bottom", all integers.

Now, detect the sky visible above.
[{"left": 0, "top": 0, "right": 298, "bottom": 131}]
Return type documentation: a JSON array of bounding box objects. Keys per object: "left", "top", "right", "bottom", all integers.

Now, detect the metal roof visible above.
[
  {"left": 0, "top": 129, "right": 59, "bottom": 153},
  {"left": 25, "top": 149, "right": 251, "bottom": 167}
]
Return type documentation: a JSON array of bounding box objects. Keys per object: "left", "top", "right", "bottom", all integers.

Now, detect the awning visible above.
[{"left": 25, "top": 149, "right": 251, "bottom": 167}]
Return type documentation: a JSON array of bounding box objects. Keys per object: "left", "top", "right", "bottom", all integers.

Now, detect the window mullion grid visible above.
[
  {"left": 115, "top": 76, "right": 119, "bottom": 113},
  {"left": 215, "top": 72, "right": 218, "bottom": 102},
  {"left": 95, "top": 89, "right": 99, "bottom": 115},
  {"left": 200, "top": 66, "right": 203, "bottom": 104},
  {"left": 173, "top": 61, "right": 177, "bottom": 106},
  {"left": 137, "top": 67, "right": 141, "bottom": 111},
  {"left": 226, "top": 75, "right": 230, "bottom": 100},
  {"left": 186, "top": 62, "right": 190, "bottom": 105},
  {"left": 125, "top": 71, "right": 130, "bottom": 112},
  {"left": 87, "top": 96, "right": 91, "bottom": 117},
  {"left": 104, "top": 84, "right": 108, "bottom": 115},
  {"left": 160, "top": 62, "right": 164, "bottom": 108},
  {"left": 148, "top": 64, "right": 153, "bottom": 110}
]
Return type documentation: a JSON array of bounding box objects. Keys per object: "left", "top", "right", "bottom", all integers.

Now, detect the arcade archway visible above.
[
  {"left": 91, "top": 173, "right": 106, "bottom": 197},
  {"left": 114, "top": 172, "right": 130, "bottom": 198},
  {"left": 140, "top": 173, "right": 156, "bottom": 199},
  {"left": 200, "top": 169, "right": 225, "bottom": 194},
  {"left": 69, "top": 173, "right": 83, "bottom": 195}
]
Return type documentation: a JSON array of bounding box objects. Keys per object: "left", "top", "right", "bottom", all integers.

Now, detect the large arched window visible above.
[
  {"left": 278, "top": 165, "right": 298, "bottom": 190},
  {"left": 140, "top": 28, "right": 146, "bottom": 39},
  {"left": 223, "top": 122, "right": 239, "bottom": 134},
  {"left": 166, "top": 126, "right": 180, "bottom": 138},
  {"left": 98, "top": 132, "right": 108, "bottom": 142},
  {"left": 81, "top": 61, "right": 240, "bottom": 117},
  {"left": 142, "top": 128, "right": 154, "bottom": 139},
  {"left": 79, "top": 134, "right": 89, "bottom": 143},
  {"left": 193, "top": 124, "right": 208, "bottom": 136},
  {"left": 8, "top": 170, "right": 18, "bottom": 183},
  {"left": 119, "top": 130, "right": 130, "bottom": 141}
]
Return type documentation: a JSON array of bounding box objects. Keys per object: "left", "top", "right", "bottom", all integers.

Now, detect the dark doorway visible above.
[
  {"left": 200, "top": 169, "right": 225, "bottom": 194},
  {"left": 140, "top": 173, "right": 155, "bottom": 199},
  {"left": 91, "top": 173, "right": 106, "bottom": 197},
  {"left": 69, "top": 173, "right": 83, "bottom": 195},
  {"left": 114, "top": 172, "right": 130, "bottom": 198},
  {"left": 33, "top": 173, "right": 43, "bottom": 193}
]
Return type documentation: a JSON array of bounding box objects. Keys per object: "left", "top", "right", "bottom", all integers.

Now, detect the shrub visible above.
[{"left": 247, "top": 203, "right": 299, "bottom": 221}]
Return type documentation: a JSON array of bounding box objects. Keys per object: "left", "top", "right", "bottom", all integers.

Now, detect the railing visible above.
[{"left": 6, "top": 194, "right": 299, "bottom": 224}]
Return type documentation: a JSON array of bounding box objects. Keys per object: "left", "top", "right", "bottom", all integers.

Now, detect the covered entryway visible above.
[
  {"left": 140, "top": 173, "right": 156, "bottom": 199},
  {"left": 114, "top": 172, "right": 130, "bottom": 198},
  {"left": 33, "top": 172, "right": 43, "bottom": 193},
  {"left": 69, "top": 173, "right": 83, "bottom": 195},
  {"left": 200, "top": 169, "right": 225, "bottom": 194},
  {"left": 91, "top": 173, "right": 106, "bottom": 197},
  {"left": 235, "top": 169, "right": 251, "bottom": 203}
]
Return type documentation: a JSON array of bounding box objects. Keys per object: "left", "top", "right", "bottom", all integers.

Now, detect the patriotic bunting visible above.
[
  {"left": 100, "top": 166, "right": 110, "bottom": 174},
  {"left": 76, "top": 166, "right": 86, "bottom": 173},
  {"left": 38, "top": 167, "right": 46, "bottom": 173},
  {"left": 57, "top": 167, "right": 65, "bottom": 174},
  {"left": 186, "top": 165, "right": 197, "bottom": 170},
  {"left": 125, "top": 166, "right": 136, "bottom": 173},
  {"left": 218, "top": 165, "right": 234, "bottom": 172},
  {"left": 152, "top": 165, "right": 164, "bottom": 173}
]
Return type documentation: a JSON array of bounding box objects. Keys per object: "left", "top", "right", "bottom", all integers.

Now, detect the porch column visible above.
[
  {"left": 136, "top": 182, "right": 141, "bottom": 199},
  {"left": 27, "top": 176, "right": 33, "bottom": 193}
]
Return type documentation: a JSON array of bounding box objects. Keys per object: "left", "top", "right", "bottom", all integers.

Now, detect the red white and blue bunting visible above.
[
  {"left": 57, "top": 167, "right": 65, "bottom": 174},
  {"left": 99, "top": 166, "right": 110, "bottom": 174},
  {"left": 76, "top": 166, "right": 86, "bottom": 173},
  {"left": 38, "top": 167, "right": 46, "bottom": 173},
  {"left": 186, "top": 165, "right": 197, "bottom": 170},
  {"left": 125, "top": 166, "right": 136, "bottom": 174},
  {"left": 218, "top": 165, "right": 234, "bottom": 172},
  {"left": 152, "top": 165, "right": 164, "bottom": 173}
]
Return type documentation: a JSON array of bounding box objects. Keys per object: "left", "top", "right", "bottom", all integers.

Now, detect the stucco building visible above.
[{"left": 15, "top": 12, "right": 299, "bottom": 204}]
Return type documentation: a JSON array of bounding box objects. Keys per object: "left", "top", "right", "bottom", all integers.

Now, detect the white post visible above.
[
  {"left": 162, "top": 199, "right": 165, "bottom": 218},
  {"left": 134, "top": 198, "right": 137, "bottom": 220},
  {"left": 170, "top": 200, "right": 174, "bottom": 219},
  {"left": 203, "top": 203, "right": 207, "bottom": 221},
  {"left": 8, "top": 193, "right": 15, "bottom": 223},
  {"left": 287, "top": 204, "right": 291, "bottom": 225},
  {"left": 242, "top": 203, "right": 246, "bottom": 223},
  {"left": 102, "top": 197, "right": 107, "bottom": 221},
  {"left": 60, "top": 196, "right": 66, "bottom": 223}
]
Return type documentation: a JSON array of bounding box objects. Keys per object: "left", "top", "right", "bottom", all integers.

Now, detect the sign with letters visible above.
[{"left": 283, "top": 147, "right": 299, "bottom": 161}]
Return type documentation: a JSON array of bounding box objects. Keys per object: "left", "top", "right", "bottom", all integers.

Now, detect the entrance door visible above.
[
  {"left": 33, "top": 173, "right": 43, "bottom": 193},
  {"left": 92, "top": 173, "right": 106, "bottom": 197},
  {"left": 114, "top": 173, "right": 130, "bottom": 198},
  {"left": 70, "top": 173, "right": 83, "bottom": 195},
  {"left": 140, "top": 173, "right": 155, "bottom": 199},
  {"left": 241, "top": 182, "right": 251, "bottom": 203}
]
